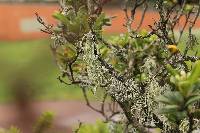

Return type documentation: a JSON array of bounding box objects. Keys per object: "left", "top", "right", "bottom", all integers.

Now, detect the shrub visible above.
[{"left": 38, "top": 0, "right": 200, "bottom": 132}]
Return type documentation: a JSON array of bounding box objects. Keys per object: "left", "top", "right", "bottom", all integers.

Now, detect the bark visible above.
[{"left": 87, "top": 0, "right": 95, "bottom": 15}]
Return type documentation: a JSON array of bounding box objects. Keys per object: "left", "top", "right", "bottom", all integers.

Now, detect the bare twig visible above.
[
  {"left": 136, "top": 2, "right": 148, "bottom": 31},
  {"left": 74, "top": 121, "right": 82, "bottom": 133},
  {"left": 123, "top": 0, "right": 147, "bottom": 32},
  {"left": 35, "top": 12, "right": 53, "bottom": 34}
]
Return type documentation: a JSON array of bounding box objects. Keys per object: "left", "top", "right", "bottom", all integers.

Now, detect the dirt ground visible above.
[{"left": 0, "top": 101, "right": 103, "bottom": 133}]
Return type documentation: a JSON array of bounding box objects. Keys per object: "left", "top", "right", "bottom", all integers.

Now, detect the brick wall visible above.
[
  {"left": 0, "top": 3, "right": 159, "bottom": 41},
  {"left": 0, "top": 3, "right": 58, "bottom": 41},
  {"left": 1, "top": 3, "right": 199, "bottom": 41}
]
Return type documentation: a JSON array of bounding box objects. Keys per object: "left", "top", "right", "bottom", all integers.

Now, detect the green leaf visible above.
[
  {"left": 93, "top": 13, "right": 111, "bottom": 31},
  {"left": 140, "top": 29, "right": 148, "bottom": 37},
  {"left": 166, "top": 113, "right": 177, "bottom": 123},
  {"left": 63, "top": 44, "right": 77, "bottom": 60},
  {"left": 186, "top": 82, "right": 200, "bottom": 96},
  {"left": 159, "top": 105, "right": 180, "bottom": 114},
  {"left": 72, "top": 60, "right": 86, "bottom": 73},
  {"left": 184, "top": 4, "right": 194, "bottom": 12},
  {"left": 77, "top": 120, "right": 109, "bottom": 133},
  {"left": 157, "top": 95, "right": 174, "bottom": 105},
  {"left": 99, "top": 46, "right": 110, "bottom": 58},
  {"left": 185, "top": 95, "right": 200, "bottom": 107},
  {"left": 188, "top": 60, "right": 200, "bottom": 84},
  {"left": 157, "top": 91, "right": 184, "bottom": 105},
  {"left": 52, "top": 11, "right": 70, "bottom": 26},
  {"left": 140, "top": 73, "right": 148, "bottom": 82},
  {"left": 149, "top": 34, "right": 158, "bottom": 42},
  {"left": 33, "top": 112, "right": 54, "bottom": 133},
  {"left": 178, "top": 80, "right": 191, "bottom": 97},
  {"left": 185, "top": 61, "right": 192, "bottom": 71},
  {"left": 68, "top": 21, "right": 81, "bottom": 34},
  {"left": 7, "top": 127, "right": 22, "bottom": 133},
  {"left": 52, "top": 26, "right": 62, "bottom": 33},
  {"left": 166, "top": 64, "right": 179, "bottom": 76},
  {"left": 166, "top": 111, "right": 187, "bottom": 123}
]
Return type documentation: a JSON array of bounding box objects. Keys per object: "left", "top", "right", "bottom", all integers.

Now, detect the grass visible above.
[
  {"left": 0, "top": 39, "right": 83, "bottom": 103},
  {"left": 0, "top": 32, "right": 199, "bottom": 103}
]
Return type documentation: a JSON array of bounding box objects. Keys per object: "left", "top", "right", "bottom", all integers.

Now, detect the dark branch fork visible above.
[
  {"left": 123, "top": 0, "right": 148, "bottom": 32},
  {"left": 35, "top": 12, "right": 54, "bottom": 35}
]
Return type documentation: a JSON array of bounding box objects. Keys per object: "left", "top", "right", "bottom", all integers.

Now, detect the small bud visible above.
[{"left": 166, "top": 45, "right": 179, "bottom": 54}]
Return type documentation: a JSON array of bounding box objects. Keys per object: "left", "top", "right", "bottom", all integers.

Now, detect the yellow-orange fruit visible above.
[{"left": 166, "top": 45, "right": 179, "bottom": 54}]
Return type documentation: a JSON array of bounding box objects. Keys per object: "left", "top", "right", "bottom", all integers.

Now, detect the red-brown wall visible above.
[
  {"left": 1, "top": 3, "right": 200, "bottom": 41},
  {"left": 0, "top": 3, "right": 58, "bottom": 41},
  {"left": 0, "top": 4, "right": 160, "bottom": 41}
]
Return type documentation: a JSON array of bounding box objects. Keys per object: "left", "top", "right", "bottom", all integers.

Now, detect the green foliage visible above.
[
  {"left": 77, "top": 121, "right": 109, "bottom": 133},
  {"left": 33, "top": 112, "right": 54, "bottom": 133},
  {"left": 57, "top": 43, "right": 77, "bottom": 63},
  {"left": 52, "top": 1, "right": 111, "bottom": 44},
  {"left": 92, "top": 13, "right": 111, "bottom": 33},
  {"left": 45, "top": 0, "right": 200, "bottom": 132},
  {"left": 76, "top": 121, "right": 123, "bottom": 133},
  {"left": 184, "top": 4, "right": 194, "bottom": 12},
  {"left": 101, "top": 32, "right": 163, "bottom": 75},
  {"left": 52, "top": 6, "right": 89, "bottom": 43},
  {"left": 170, "top": 61, "right": 200, "bottom": 96},
  {"left": 158, "top": 61, "right": 200, "bottom": 124},
  {"left": 52, "top": 2, "right": 112, "bottom": 66},
  {"left": 0, "top": 127, "right": 22, "bottom": 133},
  {"left": 0, "top": 112, "right": 54, "bottom": 133}
]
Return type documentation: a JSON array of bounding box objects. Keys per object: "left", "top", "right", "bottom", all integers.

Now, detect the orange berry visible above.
[{"left": 166, "top": 45, "right": 179, "bottom": 54}]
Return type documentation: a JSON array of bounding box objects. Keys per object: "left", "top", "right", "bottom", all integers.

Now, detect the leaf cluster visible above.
[{"left": 158, "top": 61, "right": 200, "bottom": 125}]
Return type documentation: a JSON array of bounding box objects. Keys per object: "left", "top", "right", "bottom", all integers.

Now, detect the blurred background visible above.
[
  {"left": 0, "top": 0, "right": 87, "bottom": 132},
  {"left": 0, "top": 0, "right": 199, "bottom": 133}
]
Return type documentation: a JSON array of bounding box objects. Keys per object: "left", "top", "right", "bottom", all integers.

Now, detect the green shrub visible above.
[{"left": 38, "top": 0, "right": 200, "bottom": 132}]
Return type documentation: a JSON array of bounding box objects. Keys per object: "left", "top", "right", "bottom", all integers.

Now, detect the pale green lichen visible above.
[{"left": 179, "top": 118, "right": 189, "bottom": 133}]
